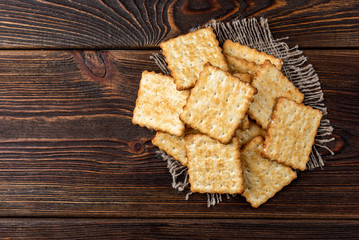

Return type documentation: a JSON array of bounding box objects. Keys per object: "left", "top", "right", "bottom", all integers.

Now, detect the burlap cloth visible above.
[{"left": 151, "top": 18, "right": 334, "bottom": 207}]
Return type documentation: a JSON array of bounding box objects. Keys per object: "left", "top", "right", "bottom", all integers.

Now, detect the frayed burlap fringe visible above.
[{"left": 152, "top": 18, "right": 334, "bottom": 206}]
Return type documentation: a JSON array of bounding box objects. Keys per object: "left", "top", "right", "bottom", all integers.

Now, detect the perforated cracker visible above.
[
  {"left": 241, "top": 136, "right": 297, "bottom": 208},
  {"left": 236, "top": 120, "right": 266, "bottom": 146},
  {"left": 223, "top": 40, "right": 283, "bottom": 69},
  {"left": 160, "top": 27, "right": 228, "bottom": 90},
  {"left": 226, "top": 54, "right": 260, "bottom": 78},
  {"left": 262, "top": 97, "right": 322, "bottom": 171},
  {"left": 132, "top": 71, "right": 189, "bottom": 136},
  {"left": 248, "top": 61, "right": 304, "bottom": 129},
  {"left": 180, "top": 63, "right": 256, "bottom": 144},
  {"left": 185, "top": 134, "right": 243, "bottom": 194}
]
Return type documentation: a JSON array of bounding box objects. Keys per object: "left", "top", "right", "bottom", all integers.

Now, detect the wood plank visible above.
[
  {"left": 0, "top": 218, "right": 358, "bottom": 239},
  {"left": 0, "top": 0, "right": 358, "bottom": 49},
  {"left": 0, "top": 50, "right": 357, "bottom": 218}
]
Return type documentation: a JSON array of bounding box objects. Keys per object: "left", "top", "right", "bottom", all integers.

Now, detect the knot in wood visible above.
[
  {"left": 130, "top": 141, "right": 144, "bottom": 153},
  {"left": 82, "top": 51, "right": 106, "bottom": 78}
]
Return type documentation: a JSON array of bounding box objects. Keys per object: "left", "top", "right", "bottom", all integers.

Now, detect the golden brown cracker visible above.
[
  {"left": 160, "top": 27, "right": 228, "bottom": 90},
  {"left": 232, "top": 72, "right": 252, "bottom": 84},
  {"left": 238, "top": 114, "right": 250, "bottom": 130},
  {"left": 185, "top": 134, "right": 243, "bottom": 194},
  {"left": 132, "top": 71, "right": 189, "bottom": 136},
  {"left": 262, "top": 97, "right": 322, "bottom": 171},
  {"left": 152, "top": 131, "right": 188, "bottom": 166},
  {"left": 236, "top": 120, "right": 266, "bottom": 146},
  {"left": 226, "top": 54, "right": 260, "bottom": 78},
  {"left": 180, "top": 63, "right": 256, "bottom": 144},
  {"left": 223, "top": 40, "right": 283, "bottom": 69},
  {"left": 241, "top": 136, "right": 297, "bottom": 208},
  {"left": 248, "top": 61, "right": 304, "bottom": 129}
]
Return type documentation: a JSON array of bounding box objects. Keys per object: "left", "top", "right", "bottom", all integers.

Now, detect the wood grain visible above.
[
  {"left": 0, "top": 218, "right": 358, "bottom": 239},
  {"left": 0, "top": 0, "right": 358, "bottom": 49},
  {"left": 0, "top": 49, "right": 357, "bottom": 218}
]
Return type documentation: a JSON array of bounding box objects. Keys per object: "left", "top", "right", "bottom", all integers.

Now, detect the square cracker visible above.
[
  {"left": 262, "top": 97, "right": 322, "bottom": 171},
  {"left": 185, "top": 134, "right": 243, "bottom": 194},
  {"left": 248, "top": 60, "right": 304, "bottom": 129},
  {"left": 223, "top": 40, "right": 283, "bottom": 69},
  {"left": 132, "top": 71, "right": 189, "bottom": 136},
  {"left": 241, "top": 136, "right": 297, "bottom": 208},
  {"left": 152, "top": 128, "right": 198, "bottom": 166},
  {"left": 160, "top": 27, "right": 228, "bottom": 90},
  {"left": 226, "top": 54, "right": 260, "bottom": 78},
  {"left": 236, "top": 120, "right": 266, "bottom": 146},
  {"left": 180, "top": 63, "right": 256, "bottom": 144}
]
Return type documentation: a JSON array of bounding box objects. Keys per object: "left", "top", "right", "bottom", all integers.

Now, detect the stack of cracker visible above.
[{"left": 132, "top": 27, "right": 322, "bottom": 208}]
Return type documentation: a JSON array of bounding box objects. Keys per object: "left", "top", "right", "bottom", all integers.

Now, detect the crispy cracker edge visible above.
[
  {"left": 132, "top": 70, "right": 151, "bottom": 126},
  {"left": 223, "top": 40, "right": 284, "bottom": 70}
]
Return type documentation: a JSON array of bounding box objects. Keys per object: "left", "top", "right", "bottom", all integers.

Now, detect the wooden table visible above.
[{"left": 0, "top": 1, "right": 358, "bottom": 238}]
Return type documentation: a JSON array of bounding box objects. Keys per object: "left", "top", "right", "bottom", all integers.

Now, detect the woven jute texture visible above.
[{"left": 151, "top": 18, "right": 334, "bottom": 207}]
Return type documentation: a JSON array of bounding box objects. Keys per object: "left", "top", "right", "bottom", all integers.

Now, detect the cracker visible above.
[
  {"left": 152, "top": 128, "right": 199, "bottom": 166},
  {"left": 223, "top": 40, "right": 283, "bottom": 69},
  {"left": 248, "top": 61, "right": 304, "bottom": 129},
  {"left": 236, "top": 120, "right": 266, "bottom": 146},
  {"left": 185, "top": 134, "right": 243, "bottom": 194},
  {"left": 152, "top": 131, "right": 188, "bottom": 166},
  {"left": 160, "top": 27, "right": 228, "bottom": 90},
  {"left": 262, "top": 97, "right": 322, "bottom": 171},
  {"left": 180, "top": 63, "right": 256, "bottom": 144},
  {"left": 241, "top": 136, "right": 297, "bottom": 208},
  {"left": 238, "top": 114, "right": 250, "bottom": 130},
  {"left": 132, "top": 71, "right": 189, "bottom": 136},
  {"left": 233, "top": 72, "right": 252, "bottom": 84},
  {"left": 226, "top": 54, "right": 260, "bottom": 78}
]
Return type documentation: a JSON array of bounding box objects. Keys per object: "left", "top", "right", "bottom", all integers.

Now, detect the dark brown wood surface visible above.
[
  {"left": 0, "top": 219, "right": 358, "bottom": 239},
  {"left": 0, "top": 0, "right": 358, "bottom": 49},
  {"left": 0, "top": 0, "right": 358, "bottom": 238}
]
